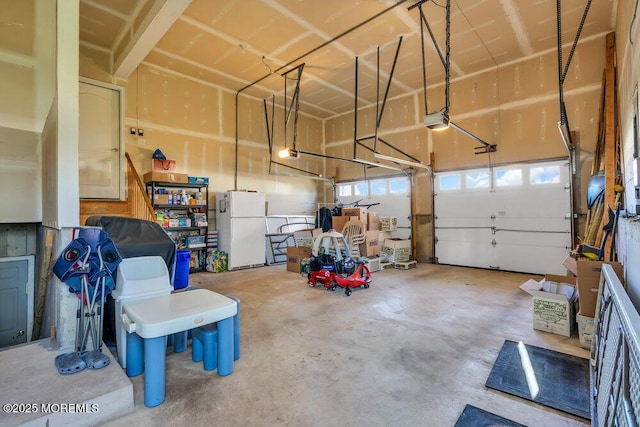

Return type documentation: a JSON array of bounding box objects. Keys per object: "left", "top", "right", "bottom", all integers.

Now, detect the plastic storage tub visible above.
[{"left": 112, "top": 256, "right": 173, "bottom": 368}]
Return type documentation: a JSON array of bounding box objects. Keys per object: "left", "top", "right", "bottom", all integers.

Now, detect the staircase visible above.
[{"left": 80, "top": 153, "right": 155, "bottom": 225}]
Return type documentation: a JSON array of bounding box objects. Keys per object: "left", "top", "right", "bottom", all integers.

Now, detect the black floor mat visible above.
[
  {"left": 485, "top": 340, "right": 590, "bottom": 419},
  {"left": 454, "top": 404, "right": 526, "bottom": 427}
]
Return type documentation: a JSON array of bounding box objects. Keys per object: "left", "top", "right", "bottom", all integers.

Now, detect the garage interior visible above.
[{"left": 1, "top": 0, "right": 639, "bottom": 426}]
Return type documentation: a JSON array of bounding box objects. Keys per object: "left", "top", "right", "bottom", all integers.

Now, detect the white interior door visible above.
[
  {"left": 79, "top": 79, "right": 123, "bottom": 199},
  {"left": 434, "top": 160, "right": 572, "bottom": 275}
]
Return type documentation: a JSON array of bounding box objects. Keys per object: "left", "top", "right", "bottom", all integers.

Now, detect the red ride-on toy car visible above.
[{"left": 306, "top": 229, "right": 372, "bottom": 296}]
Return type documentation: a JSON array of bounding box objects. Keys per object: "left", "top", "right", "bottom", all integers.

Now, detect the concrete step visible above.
[{"left": 0, "top": 339, "right": 133, "bottom": 426}]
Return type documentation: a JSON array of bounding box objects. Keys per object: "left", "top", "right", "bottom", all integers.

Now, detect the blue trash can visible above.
[{"left": 174, "top": 249, "right": 191, "bottom": 290}]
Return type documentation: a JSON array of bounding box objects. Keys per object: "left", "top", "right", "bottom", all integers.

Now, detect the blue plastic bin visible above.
[{"left": 174, "top": 249, "right": 191, "bottom": 289}]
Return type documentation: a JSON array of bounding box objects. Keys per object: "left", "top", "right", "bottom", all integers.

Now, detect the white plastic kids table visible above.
[{"left": 121, "top": 289, "right": 237, "bottom": 407}]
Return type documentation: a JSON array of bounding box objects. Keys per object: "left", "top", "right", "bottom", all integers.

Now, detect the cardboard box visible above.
[
  {"left": 363, "top": 256, "right": 381, "bottom": 272},
  {"left": 287, "top": 247, "right": 312, "bottom": 273},
  {"left": 562, "top": 256, "right": 624, "bottom": 317},
  {"left": 576, "top": 312, "right": 595, "bottom": 349},
  {"left": 332, "top": 215, "right": 351, "bottom": 232},
  {"left": 188, "top": 176, "right": 209, "bottom": 185},
  {"left": 528, "top": 274, "right": 577, "bottom": 337},
  {"left": 382, "top": 238, "right": 411, "bottom": 262},
  {"left": 379, "top": 231, "right": 392, "bottom": 242},
  {"left": 294, "top": 230, "right": 314, "bottom": 248},
  {"left": 562, "top": 256, "right": 623, "bottom": 279},
  {"left": 342, "top": 208, "right": 367, "bottom": 223},
  {"left": 143, "top": 171, "right": 189, "bottom": 183},
  {"left": 380, "top": 216, "right": 398, "bottom": 232},
  {"left": 362, "top": 230, "right": 381, "bottom": 256},
  {"left": 153, "top": 194, "right": 169, "bottom": 205},
  {"left": 367, "top": 221, "right": 380, "bottom": 231},
  {"left": 368, "top": 212, "right": 379, "bottom": 224}
]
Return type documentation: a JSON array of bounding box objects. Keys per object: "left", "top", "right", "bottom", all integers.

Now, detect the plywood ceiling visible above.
[{"left": 78, "top": 0, "right": 616, "bottom": 119}]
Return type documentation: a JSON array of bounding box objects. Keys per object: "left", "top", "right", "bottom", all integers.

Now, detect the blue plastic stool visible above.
[
  {"left": 191, "top": 325, "right": 218, "bottom": 371},
  {"left": 226, "top": 295, "right": 241, "bottom": 361},
  {"left": 173, "top": 331, "right": 188, "bottom": 353}
]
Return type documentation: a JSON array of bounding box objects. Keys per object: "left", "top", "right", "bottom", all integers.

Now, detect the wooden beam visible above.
[
  {"left": 113, "top": 0, "right": 192, "bottom": 79},
  {"left": 603, "top": 32, "right": 616, "bottom": 260},
  {"left": 32, "top": 230, "right": 54, "bottom": 340}
]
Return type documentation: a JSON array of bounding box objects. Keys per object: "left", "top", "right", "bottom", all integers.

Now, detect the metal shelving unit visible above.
[{"left": 146, "top": 180, "right": 209, "bottom": 272}]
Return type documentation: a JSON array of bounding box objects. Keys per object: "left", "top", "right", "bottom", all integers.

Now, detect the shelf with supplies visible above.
[{"left": 146, "top": 179, "right": 209, "bottom": 273}]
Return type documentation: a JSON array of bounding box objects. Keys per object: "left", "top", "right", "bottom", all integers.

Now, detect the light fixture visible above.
[
  {"left": 424, "top": 110, "right": 450, "bottom": 131},
  {"left": 373, "top": 153, "right": 430, "bottom": 170},
  {"left": 278, "top": 147, "right": 299, "bottom": 159}
]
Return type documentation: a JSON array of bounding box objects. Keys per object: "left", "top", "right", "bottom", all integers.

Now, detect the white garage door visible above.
[
  {"left": 336, "top": 175, "right": 411, "bottom": 239},
  {"left": 434, "top": 159, "right": 572, "bottom": 275}
]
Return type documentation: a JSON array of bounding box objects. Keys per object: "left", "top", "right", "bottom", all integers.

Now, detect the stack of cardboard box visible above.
[
  {"left": 563, "top": 256, "right": 624, "bottom": 348},
  {"left": 286, "top": 228, "right": 322, "bottom": 273},
  {"left": 562, "top": 256, "right": 624, "bottom": 318},
  {"left": 330, "top": 209, "right": 392, "bottom": 258},
  {"left": 521, "top": 255, "right": 625, "bottom": 346}
]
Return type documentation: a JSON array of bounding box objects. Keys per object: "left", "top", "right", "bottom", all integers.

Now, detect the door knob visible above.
[{"left": 13, "top": 330, "right": 24, "bottom": 339}]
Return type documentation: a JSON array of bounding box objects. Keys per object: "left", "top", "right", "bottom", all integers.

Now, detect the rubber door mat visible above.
[
  {"left": 454, "top": 404, "right": 525, "bottom": 427},
  {"left": 485, "top": 340, "right": 590, "bottom": 419}
]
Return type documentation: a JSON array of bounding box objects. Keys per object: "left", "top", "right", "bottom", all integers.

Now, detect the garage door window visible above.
[
  {"left": 389, "top": 178, "right": 408, "bottom": 194},
  {"left": 495, "top": 168, "right": 522, "bottom": 186},
  {"left": 336, "top": 175, "right": 411, "bottom": 239},
  {"left": 371, "top": 180, "right": 387, "bottom": 195},
  {"left": 338, "top": 181, "right": 369, "bottom": 196},
  {"left": 466, "top": 171, "right": 490, "bottom": 189},
  {"left": 530, "top": 165, "right": 560, "bottom": 184},
  {"left": 439, "top": 174, "right": 461, "bottom": 191}
]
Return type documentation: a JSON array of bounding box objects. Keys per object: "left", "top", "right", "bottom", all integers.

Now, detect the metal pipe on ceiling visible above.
[
  {"left": 556, "top": 0, "right": 593, "bottom": 248},
  {"left": 234, "top": 0, "right": 410, "bottom": 189}
]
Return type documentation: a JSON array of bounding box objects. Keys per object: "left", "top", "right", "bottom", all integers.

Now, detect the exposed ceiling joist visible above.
[{"left": 114, "top": 0, "right": 192, "bottom": 79}]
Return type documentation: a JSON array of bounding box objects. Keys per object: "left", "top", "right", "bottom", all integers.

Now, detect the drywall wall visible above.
[
  {"left": 324, "top": 34, "right": 608, "bottom": 246},
  {"left": 0, "top": 0, "right": 55, "bottom": 224},
  {"left": 78, "top": 50, "right": 327, "bottom": 220}
]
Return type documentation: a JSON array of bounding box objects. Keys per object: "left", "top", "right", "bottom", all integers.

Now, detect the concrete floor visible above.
[
  {"left": 0, "top": 262, "right": 591, "bottom": 426},
  {"left": 104, "top": 262, "right": 589, "bottom": 427}
]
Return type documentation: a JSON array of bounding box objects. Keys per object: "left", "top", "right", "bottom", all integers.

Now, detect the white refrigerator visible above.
[{"left": 216, "top": 191, "right": 266, "bottom": 270}]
